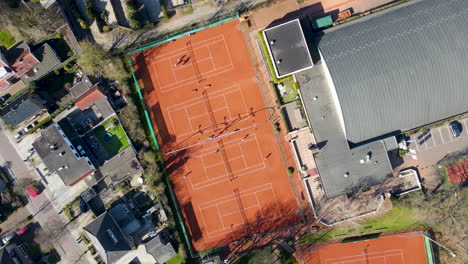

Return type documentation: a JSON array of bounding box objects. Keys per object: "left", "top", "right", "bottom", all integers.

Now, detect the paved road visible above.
[{"left": 0, "top": 127, "right": 84, "bottom": 262}]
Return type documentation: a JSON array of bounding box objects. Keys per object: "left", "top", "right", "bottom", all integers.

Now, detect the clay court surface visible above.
[
  {"left": 302, "top": 232, "right": 429, "bottom": 264},
  {"left": 131, "top": 19, "right": 301, "bottom": 251}
]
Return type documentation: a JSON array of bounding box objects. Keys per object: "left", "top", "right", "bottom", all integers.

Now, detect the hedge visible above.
[{"left": 257, "top": 31, "right": 293, "bottom": 84}]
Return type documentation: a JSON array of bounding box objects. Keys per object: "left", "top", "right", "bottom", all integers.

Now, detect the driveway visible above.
[{"left": 0, "top": 127, "right": 85, "bottom": 262}]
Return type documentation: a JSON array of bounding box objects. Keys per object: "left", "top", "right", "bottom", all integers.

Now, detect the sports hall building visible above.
[{"left": 265, "top": 0, "right": 468, "bottom": 198}]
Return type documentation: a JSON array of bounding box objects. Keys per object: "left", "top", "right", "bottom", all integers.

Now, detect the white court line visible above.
[
  {"left": 167, "top": 87, "right": 241, "bottom": 138},
  {"left": 325, "top": 249, "right": 403, "bottom": 262},
  {"left": 151, "top": 58, "right": 178, "bottom": 89},
  {"left": 199, "top": 185, "right": 282, "bottom": 237},
  {"left": 216, "top": 205, "right": 225, "bottom": 229},
  {"left": 167, "top": 84, "right": 240, "bottom": 111},
  {"left": 190, "top": 163, "right": 265, "bottom": 190},
  {"left": 222, "top": 37, "right": 234, "bottom": 68},
  {"left": 199, "top": 183, "right": 273, "bottom": 206},
  {"left": 207, "top": 44, "right": 216, "bottom": 68},
  {"left": 327, "top": 254, "right": 403, "bottom": 264},
  {"left": 160, "top": 65, "right": 234, "bottom": 93},
  {"left": 184, "top": 108, "right": 195, "bottom": 131},
  {"left": 172, "top": 56, "right": 212, "bottom": 71},
  {"left": 149, "top": 35, "right": 224, "bottom": 60}
]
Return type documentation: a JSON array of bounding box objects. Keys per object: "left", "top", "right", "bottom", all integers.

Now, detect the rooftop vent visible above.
[
  {"left": 344, "top": 172, "right": 349, "bottom": 178},
  {"left": 106, "top": 229, "right": 118, "bottom": 244},
  {"left": 59, "top": 151, "right": 66, "bottom": 156}
]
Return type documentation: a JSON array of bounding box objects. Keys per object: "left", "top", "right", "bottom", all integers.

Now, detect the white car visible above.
[
  {"left": 2, "top": 234, "right": 14, "bottom": 244},
  {"left": 14, "top": 130, "right": 25, "bottom": 139}
]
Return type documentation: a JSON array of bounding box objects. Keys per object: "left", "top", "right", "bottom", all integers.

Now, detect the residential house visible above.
[
  {"left": 0, "top": 41, "right": 60, "bottom": 91},
  {"left": 32, "top": 121, "right": 96, "bottom": 186},
  {"left": 145, "top": 229, "right": 177, "bottom": 264},
  {"left": 0, "top": 93, "right": 47, "bottom": 129},
  {"left": 83, "top": 212, "right": 132, "bottom": 263}
]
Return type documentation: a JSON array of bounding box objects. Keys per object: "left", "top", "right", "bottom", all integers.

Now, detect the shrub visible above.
[
  {"left": 55, "top": 32, "right": 63, "bottom": 39},
  {"left": 160, "top": 0, "right": 169, "bottom": 21},
  {"left": 126, "top": 1, "right": 142, "bottom": 29},
  {"left": 86, "top": 7, "right": 95, "bottom": 20},
  {"left": 398, "top": 149, "right": 408, "bottom": 158},
  {"left": 80, "top": 232, "right": 90, "bottom": 244},
  {"left": 101, "top": 10, "right": 109, "bottom": 23},
  {"left": 25, "top": 215, "right": 33, "bottom": 221},
  {"left": 88, "top": 245, "right": 96, "bottom": 255},
  {"left": 274, "top": 123, "right": 280, "bottom": 134},
  {"left": 63, "top": 206, "right": 73, "bottom": 220},
  {"left": 143, "top": 150, "right": 157, "bottom": 163},
  {"left": 78, "top": 19, "right": 88, "bottom": 29},
  {"left": 102, "top": 25, "right": 110, "bottom": 32},
  {"left": 287, "top": 167, "right": 294, "bottom": 175}
]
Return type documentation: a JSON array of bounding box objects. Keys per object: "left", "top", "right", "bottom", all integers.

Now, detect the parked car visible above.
[
  {"left": 15, "top": 226, "right": 29, "bottom": 236},
  {"left": 14, "top": 130, "right": 25, "bottom": 139},
  {"left": 26, "top": 184, "right": 39, "bottom": 197},
  {"left": 79, "top": 197, "right": 88, "bottom": 213},
  {"left": 23, "top": 121, "right": 39, "bottom": 133},
  {"left": 0, "top": 94, "right": 11, "bottom": 105},
  {"left": 2, "top": 234, "right": 14, "bottom": 244},
  {"left": 449, "top": 121, "right": 462, "bottom": 137}
]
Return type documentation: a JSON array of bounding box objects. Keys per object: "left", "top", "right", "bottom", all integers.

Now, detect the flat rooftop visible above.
[
  {"left": 298, "top": 62, "right": 392, "bottom": 198},
  {"left": 263, "top": 19, "right": 313, "bottom": 78}
]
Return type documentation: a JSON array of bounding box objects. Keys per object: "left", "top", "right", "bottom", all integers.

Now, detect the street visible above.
[{"left": 0, "top": 127, "right": 85, "bottom": 263}]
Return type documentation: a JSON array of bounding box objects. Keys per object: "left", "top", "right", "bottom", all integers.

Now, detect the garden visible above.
[
  {"left": 0, "top": 30, "right": 16, "bottom": 48},
  {"left": 299, "top": 206, "right": 422, "bottom": 244},
  {"left": 92, "top": 117, "right": 131, "bottom": 157},
  {"left": 258, "top": 31, "right": 300, "bottom": 105}
]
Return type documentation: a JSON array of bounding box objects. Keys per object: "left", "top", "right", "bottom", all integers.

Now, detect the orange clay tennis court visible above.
[
  {"left": 131, "top": 19, "right": 301, "bottom": 251},
  {"left": 302, "top": 232, "right": 431, "bottom": 264}
]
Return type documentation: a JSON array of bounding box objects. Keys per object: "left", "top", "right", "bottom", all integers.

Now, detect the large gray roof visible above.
[
  {"left": 318, "top": 0, "right": 468, "bottom": 143},
  {"left": 298, "top": 64, "right": 393, "bottom": 198}
]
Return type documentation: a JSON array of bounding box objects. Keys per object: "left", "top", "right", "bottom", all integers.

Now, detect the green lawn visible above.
[
  {"left": 300, "top": 206, "right": 422, "bottom": 244},
  {"left": 0, "top": 30, "right": 15, "bottom": 48},
  {"left": 166, "top": 253, "right": 184, "bottom": 264},
  {"left": 93, "top": 117, "right": 130, "bottom": 157}
]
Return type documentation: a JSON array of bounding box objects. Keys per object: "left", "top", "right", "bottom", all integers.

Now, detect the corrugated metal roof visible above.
[{"left": 318, "top": 0, "right": 468, "bottom": 143}]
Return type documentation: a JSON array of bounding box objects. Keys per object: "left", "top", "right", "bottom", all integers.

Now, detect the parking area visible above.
[{"left": 409, "top": 118, "right": 468, "bottom": 152}]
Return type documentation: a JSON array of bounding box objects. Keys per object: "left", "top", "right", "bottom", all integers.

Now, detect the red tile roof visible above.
[
  {"left": 75, "top": 84, "right": 105, "bottom": 110},
  {"left": 10, "top": 49, "right": 39, "bottom": 78},
  {"left": 446, "top": 161, "right": 468, "bottom": 184}
]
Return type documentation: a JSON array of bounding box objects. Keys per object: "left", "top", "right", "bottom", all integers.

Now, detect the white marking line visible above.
[
  {"left": 184, "top": 107, "right": 195, "bottom": 131},
  {"left": 463, "top": 119, "right": 468, "bottom": 137},
  {"left": 154, "top": 38, "right": 231, "bottom": 91},
  {"left": 446, "top": 125, "right": 454, "bottom": 142},
  {"left": 150, "top": 35, "right": 224, "bottom": 60},
  {"left": 166, "top": 86, "right": 250, "bottom": 139},
  {"left": 150, "top": 34, "right": 235, "bottom": 93},
  {"left": 216, "top": 205, "right": 225, "bottom": 229},
  {"left": 167, "top": 87, "right": 240, "bottom": 137},
  {"left": 151, "top": 58, "right": 178, "bottom": 89},
  {"left": 167, "top": 84, "right": 239, "bottom": 111},
  {"left": 160, "top": 65, "right": 234, "bottom": 93},
  {"left": 325, "top": 249, "right": 403, "bottom": 263},
  {"left": 198, "top": 184, "right": 281, "bottom": 237},
  {"left": 438, "top": 127, "right": 445, "bottom": 144},
  {"left": 207, "top": 44, "right": 216, "bottom": 68},
  {"left": 182, "top": 136, "right": 265, "bottom": 190}
]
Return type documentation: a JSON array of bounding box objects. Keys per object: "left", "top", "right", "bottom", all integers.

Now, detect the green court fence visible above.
[
  {"left": 125, "top": 13, "right": 239, "bottom": 56},
  {"left": 125, "top": 13, "right": 240, "bottom": 258}
]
